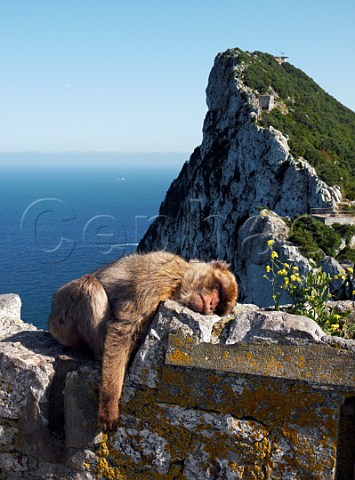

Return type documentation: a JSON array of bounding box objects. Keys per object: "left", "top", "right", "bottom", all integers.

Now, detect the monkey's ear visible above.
[{"left": 210, "top": 260, "right": 230, "bottom": 270}]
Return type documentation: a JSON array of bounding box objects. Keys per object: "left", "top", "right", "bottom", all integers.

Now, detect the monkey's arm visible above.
[{"left": 99, "top": 319, "right": 139, "bottom": 432}]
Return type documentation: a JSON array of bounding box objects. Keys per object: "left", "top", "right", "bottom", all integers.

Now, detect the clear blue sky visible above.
[{"left": 0, "top": 0, "right": 354, "bottom": 154}]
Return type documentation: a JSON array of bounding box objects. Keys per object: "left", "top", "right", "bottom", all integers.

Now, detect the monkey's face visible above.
[{"left": 177, "top": 260, "right": 238, "bottom": 316}]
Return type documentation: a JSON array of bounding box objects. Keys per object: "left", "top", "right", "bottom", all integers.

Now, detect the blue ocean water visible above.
[{"left": 0, "top": 153, "right": 185, "bottom": 329}]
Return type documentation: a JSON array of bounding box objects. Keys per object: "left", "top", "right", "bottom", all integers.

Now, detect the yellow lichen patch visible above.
[
  {"left": 281, "top": 427, "right": 300, "bottom": 446},
  {"left": 160, "top": 369, "right": 193, "bottom": 400},
  {"left": 122, "top": 386, "right": 158, "bottom": 423},
  {"left": 161, "top": 422, "right": 194, "bottom": 463},
  {"left": 95, "top": 437, "right": 125, "bottom": 480},
  {"left": 255, "top": 436, "right": 272, "bottom": 460},
  {"left": 296, "top": 355, "right": 305, "bottom": 369},
  {"left": 265, "top": 355, "right": 284, "bottom": 372},
  {"left": 243, "top": 464, "right": 265, "bottom": 479},
  {"left": 171, "top": 336, "right": 184, "bottom": 348},
  {"left": 166, "top": 348, "right": 193, "bottom": 366},
  {"left": 245, "top": 351, "right": 259, "bottom": 370}
]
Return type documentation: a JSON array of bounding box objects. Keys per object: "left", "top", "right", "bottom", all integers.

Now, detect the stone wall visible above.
[{"left": 1, "top": 294, "right": 355, "bottom": 479}]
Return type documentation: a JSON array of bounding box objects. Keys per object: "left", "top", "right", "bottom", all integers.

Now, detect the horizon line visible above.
[{"left": 0, "top": 150, "right": 191, "bottom": 155}]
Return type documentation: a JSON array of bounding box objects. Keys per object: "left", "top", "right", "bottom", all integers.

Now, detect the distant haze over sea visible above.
[
  {"left": 0, "top": 152, "right": 186, "bottom": 328},
  {"left": 0, "top": 151, "right": 188, "bottom": 168}
]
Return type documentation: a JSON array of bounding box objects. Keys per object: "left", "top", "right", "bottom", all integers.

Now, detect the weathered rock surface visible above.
[
  {"left": 236, "top": 209, "right": 313, "bottom": 305},
  {"left": 225, "top": 309, "right": 326, "bottom": 345},
  {"left": 0, "top": 294, "right": 27, "bottom": 337},
  {"left": 139, "top": 49, "right": 342, "bottom": 306},
  {"left": 1, "top": 294, "right": 355, "bottom": 479}
]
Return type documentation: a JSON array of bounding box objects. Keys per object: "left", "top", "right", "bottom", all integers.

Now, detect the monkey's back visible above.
[{"left": 94, "top": 251, "right": 188, "bottom": 318}]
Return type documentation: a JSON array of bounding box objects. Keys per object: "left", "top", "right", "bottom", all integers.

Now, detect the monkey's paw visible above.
[{"left": 98, "top": 404, "right": 120, "bottom": 433}]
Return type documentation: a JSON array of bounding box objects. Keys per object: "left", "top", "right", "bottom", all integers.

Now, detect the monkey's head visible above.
[{"left": 177, "top": 260, "right": 238, "bottom": 316}]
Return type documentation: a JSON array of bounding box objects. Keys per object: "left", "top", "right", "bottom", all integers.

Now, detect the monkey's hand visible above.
[{"left": 98, "top": 400, "right": 120, "bottom": 433}]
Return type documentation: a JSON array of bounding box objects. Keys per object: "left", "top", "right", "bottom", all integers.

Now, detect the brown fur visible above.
[{"left": 48, "top": 251, "right": 238, "bottom": 431}]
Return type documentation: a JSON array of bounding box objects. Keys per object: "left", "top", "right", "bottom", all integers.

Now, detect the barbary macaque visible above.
[{"left": 48, "top": 251, "right": 238, "bottom": 431}]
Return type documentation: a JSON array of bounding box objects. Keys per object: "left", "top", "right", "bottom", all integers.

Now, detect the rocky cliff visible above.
[{"left": 139, "top": 49, "right": 343, "bottom": 305}]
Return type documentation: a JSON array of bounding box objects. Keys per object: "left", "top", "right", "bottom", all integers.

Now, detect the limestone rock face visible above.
[
  {"left": 225, "top": 309, "right": 326, "bottom": 345},
  {"left": 236, "top": 209, "right": 313, "bottom": 306},
  {"left": 139, "top": 49, "right": 341, "bottom": 306},
  {"left": 0, "top": 294, "right": 24, "bottom": 336}
]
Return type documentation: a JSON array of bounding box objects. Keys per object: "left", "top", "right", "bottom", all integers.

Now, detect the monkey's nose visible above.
[{"left": 203, "top": 299, "right": 214, "bottom": 315}]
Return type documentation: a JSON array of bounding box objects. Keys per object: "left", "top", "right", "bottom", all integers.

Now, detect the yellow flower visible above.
[
  {"left": 284, "top": 278, "right": 289, "bottom": 286},
  {"left": 265, "top": 265, "right": 271, "bottom": 272},
  {"left": 283, "top": 263, "right": 290, "bottom": 268},
  {"left": 292, "top": 266, "right": 299, "bottom": 271},
  {"left": 290, "top": 275, "right": 297, "bottom": 282},
  {"left": 352, "top": 290, "right": 355, "bottom": 296},
  {"left": 330, "top": 323, "right": 340, "bottom": 331},
  {"left": 271, "top": 251, "right": 278, "bottom": 259},
  {"left": 267, "top": 239, "right": 274, "bottom": 246},
  {"left": 277, "top": 269, "right": 287, "bottom": 276},
  {"left": 347, "top": 267, "right": 353, "bottom": 274}
]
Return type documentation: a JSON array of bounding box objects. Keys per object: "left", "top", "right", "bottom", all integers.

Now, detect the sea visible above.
[{"left": 0, "top": 152, "right": 186, "bottom": 329}]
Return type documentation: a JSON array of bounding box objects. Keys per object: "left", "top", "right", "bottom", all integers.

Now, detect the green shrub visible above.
[
  {"left": 336, "top": 246, "right": 355, "bottom": 264},
  {"left": 332, "top": 223, "right": 355, "bottom": 245},
  {"left": 288, "top": 215, "right": 342, "bottom": 261}
]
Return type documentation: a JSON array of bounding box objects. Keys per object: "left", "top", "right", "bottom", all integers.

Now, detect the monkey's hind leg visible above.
[{"left": 48, "top": 274, "right": 109, "bottom": 358}]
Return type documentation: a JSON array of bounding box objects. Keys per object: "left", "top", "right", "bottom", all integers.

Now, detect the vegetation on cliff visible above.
[
  {"left": 288, "top": 215, "right": 342, "bottom": 261},
  {"left": 229, "top": 49, "right": 355, "bottom": 199},
  {"left": 285, "top": 214, "right": 355, "bottom": 265}
]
